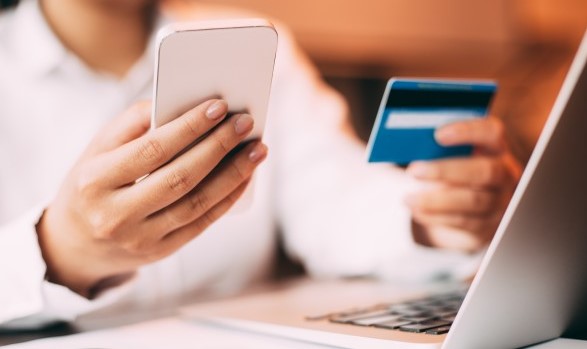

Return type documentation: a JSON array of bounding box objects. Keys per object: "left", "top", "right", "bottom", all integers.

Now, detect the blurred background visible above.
[{"left": 195, "top": 0, "right": 587, "bottom": 164}]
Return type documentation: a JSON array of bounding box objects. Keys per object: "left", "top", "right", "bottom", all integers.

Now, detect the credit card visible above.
[{"left": 366, "top": 78, "right": 497, "bottom": 164}]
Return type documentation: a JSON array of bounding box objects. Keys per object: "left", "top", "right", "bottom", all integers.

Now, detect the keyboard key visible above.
[
  {"left": 311, "top": 290, "right": 467, "bottom": 335},
  {"left": 391, "top": 308, "right": 430, "bottom": 317},
  {"left": 351, "top": 314, "right": 403, "bottom": 326},
  {"left": 373, "top": 320, "right": 415, "bottom": 330},
  {"left": 388, "top": 304, "right": 415, "bottom": 312},
  {"left": 305, "top": 306, "right": 378, "bottom": 321},
  {"left": 399, "top": 315, "right": 438, "bottom": 323},
  {"left": 441, "top": 315, "right": 457, "bottom": 322},
  {"left": 435, "top": 310, "right": 458, "bottom": 318},
  {"left": 330, "top": 309, "right": 392, "bottom": 324},
  {"left": 399, "top": 320, "right": 452, "bottom": 333},
  {"left": 426, "top": 325, "right": 451, "bottom": 335}
]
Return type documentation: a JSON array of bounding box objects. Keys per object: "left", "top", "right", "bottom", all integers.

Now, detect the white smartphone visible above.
[
  {"left": 151, "top": 18, "right": 278, "bottom": 139},
  {"left": 151, "top": 19, "right": 278, "bottom": 210}
]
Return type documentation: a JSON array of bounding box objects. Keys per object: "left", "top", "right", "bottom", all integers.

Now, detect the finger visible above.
[
  {"left": 412, "top": 211, "right": 498, "bottom": 251},
  {"left": 98, "top": 99, "right": 229, "bottom": 187},
  {"left": 122, "top": 113, "right": 255, "bottom": 216},
  {"left": 85, "top": 101, "right": 152, "bottom": 156},
  {"left": 412, "top": 211, "right": 489, "bottom": 240},
  {"left": 405, "top": 187, "right": 500, "bottom": 215},
  {"left": 406, "top": 157, "right": 508, "bottom": 188},
  {"left": 435, "top": 117, "right": 506, "bottom": 154},
  {"left": 146, "top": 141, "right": 267, "bottom": 234},
  {"left": 411, "top": 220, "right": 490, "bottom": 253},
  {"left": 160, "top": 179, "right": 250, "bottom": 253}
]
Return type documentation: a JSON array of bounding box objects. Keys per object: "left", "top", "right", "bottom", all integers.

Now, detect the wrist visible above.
[{"left": 35, "top": 207, "right": 128, "bottom": 298}]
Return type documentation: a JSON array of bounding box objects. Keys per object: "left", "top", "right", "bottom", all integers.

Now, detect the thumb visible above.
[
  {"left": 435, "top": 117, "right": 506, "bottom": 155},
  {"left": 85, "top": 101, "right": 152, "bottom": 156}
]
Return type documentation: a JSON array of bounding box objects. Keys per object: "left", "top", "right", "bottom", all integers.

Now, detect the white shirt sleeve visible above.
[
  {"left": 0, "top": 206, "right": 134, "bottom": 329},
  {"left": 271, "top": 27, "right": 476, "bottom": 283}
]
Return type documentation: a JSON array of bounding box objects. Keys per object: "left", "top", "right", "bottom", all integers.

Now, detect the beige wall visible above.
[{"left": 187, "top": 0, "right": 586, "bottom": 162}]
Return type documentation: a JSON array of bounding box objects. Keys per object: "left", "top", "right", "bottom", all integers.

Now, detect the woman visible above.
[{"left": 0, "top": 0, "right": 520, "bottom": 328}]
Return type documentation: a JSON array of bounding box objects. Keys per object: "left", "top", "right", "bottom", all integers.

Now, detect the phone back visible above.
[{"left": 152, "top": 19, "right": 278, "bottom": 141}]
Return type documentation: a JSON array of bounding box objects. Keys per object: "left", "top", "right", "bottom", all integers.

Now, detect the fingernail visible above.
[
  {"left": 435, "top": 125, "right": 458, "bottom": 145},
  {"left": 206, "top": 100, "right": 228, "bottom": 120},
  {"left": 407, "top": 162, "right": 439, "bottom": 179},
  {"left": 249, "top": 143, "right": 268, "bottom": 163},
  {"left": 234, "top": 114, "right": 254, "bottom": 135}
]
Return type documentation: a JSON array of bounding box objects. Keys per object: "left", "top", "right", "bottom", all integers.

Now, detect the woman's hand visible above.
[
  {"left": 37, "top": 99, "right": 268, "bottom": 297},
  {"left": 405, "top": 117, "right": 522, "bottom": 253}
]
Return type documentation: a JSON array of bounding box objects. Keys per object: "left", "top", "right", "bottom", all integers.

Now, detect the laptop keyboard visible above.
[{"left": 305, "top": 291, "right": 466, "bottom": 335}]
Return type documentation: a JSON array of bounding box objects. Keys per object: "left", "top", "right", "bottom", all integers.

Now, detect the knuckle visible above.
[
  {"left": 489, "top": 118, "right": 505, "bottom": 137},
  {"left": 489, "top": 118, "right": 506, "bottom": 148},
  {"left": 188, "top": 190, "right": 212, "bottom": 215},
  {"left": 479, "top": 162, "right": 493, "bottom": 184},
  {"left": 143, "top": 248, "right": 167, "bottom": 263},
  {"left": 480, "top": 160, "right": 503, "bottom": 185},
  {"left": 471, "top": 192, "right": 490, "bottom": 210},
  {"left": 74, "top": 166, "right": 101, "bottom": 197},
  {"left": 138, "top": 138, "right": 166, "bottom": 164},
  {"left": 466, "top": 218, "right": 485, "bottom": 234},
  {"left": 133, "top": 100, "right": 152, "bottom": 114},
  {"left": 166, "top": 204, "right": 196, "bottom": 228},
  {"left": 166, "top": 168, "right": 194, "bottom": 193},
  {"left": 225, "top": 188, "right": 242, "bottom": 208},
  {"left": 211, "top": 133, "right": 232, "bottom": 154},
  {"left": 417, "top": 195, "right": 434, "bottom": 212},
  {"left": 125, "top": 101, "right": 151, "bottom": 121},
  {"left": 229, "top": 161, "right": 248, "bottom": 182},
  {"left": 88, "top": 210, "right": 122, "bottom": 240},
  {"left": 122, "top": 239, "right": 151, "bottom": 256},
  {"left": 181, "top": 116, "right": 201, "bottom": 137},
  {"left": 199, "top": 209, "right": 217, "bottom": 228},
  {"left": 451, "top": 215, "right": 469, "bottom": 229}
]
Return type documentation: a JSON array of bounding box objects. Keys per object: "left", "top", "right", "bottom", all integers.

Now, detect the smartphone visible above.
[
  {"left": 366, "top": 78, "right": 497, "bottom": 164},
  {"left": 151, "top": 19, "right": 278, "bottom": 209},
  {"left": 151, "top": 18, "right": 278, "bottom": 140}
]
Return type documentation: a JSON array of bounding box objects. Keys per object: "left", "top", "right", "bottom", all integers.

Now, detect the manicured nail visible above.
[
  {"left": 234, "top": 114, "right": 254, "bottom": 135},
  {"left": 249, "top": 143, "right": 268, "bottom": 163},
  {"left": 407, "top": 162, "right": 439, "bottom": 179},
  {"left": 205, "top": 100, "right": 228, "bottom": 120}
]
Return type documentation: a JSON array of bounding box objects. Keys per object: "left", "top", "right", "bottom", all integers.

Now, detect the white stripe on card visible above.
[{"left": 385, "top": 109, "right": 482, "bottom": 129}]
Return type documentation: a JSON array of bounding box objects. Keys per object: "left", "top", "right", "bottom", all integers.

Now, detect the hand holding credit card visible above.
[{"left": 366, "top": 78, "right": 497, "bottom": 164}]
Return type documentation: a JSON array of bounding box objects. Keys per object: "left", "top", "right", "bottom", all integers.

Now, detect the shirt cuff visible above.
[{"left": 0, "top": 205, "right": 134, "bottom": 329}]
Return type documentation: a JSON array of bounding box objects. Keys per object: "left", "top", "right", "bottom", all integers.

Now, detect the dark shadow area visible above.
[
  {"left": 324, "top": 76, "right": 388, "bottom": 143},
  {"left": 563, "top": 295, "right": 587, "bottom": 340},
  {"left": 0, "top": 321, "right": 77, "bottom": 346}
]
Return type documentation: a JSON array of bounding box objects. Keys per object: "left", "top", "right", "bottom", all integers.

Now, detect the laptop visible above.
[{"left": 181, "top": 30, "right": 587, "bottom": 349}]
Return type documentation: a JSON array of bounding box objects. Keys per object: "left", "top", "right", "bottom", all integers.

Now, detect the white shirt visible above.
[{"left": 0, "top": 0, "right": 472, "bottom": 328}]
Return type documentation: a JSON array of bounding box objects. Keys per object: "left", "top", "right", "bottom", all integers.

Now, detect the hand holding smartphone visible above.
[
  {"left": 36, "top": 19, "right": 279, "bottom": 295},
  {"left": 151, "top": 19, "right": 278, "bottom": 209}
]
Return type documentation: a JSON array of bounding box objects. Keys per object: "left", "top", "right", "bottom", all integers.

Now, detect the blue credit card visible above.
[{"left": 366, "top": 78, "right": 497, "bottom": 164}]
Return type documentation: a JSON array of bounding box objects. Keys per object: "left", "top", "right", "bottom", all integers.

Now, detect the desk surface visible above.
[
  {"left": 1, "top": 279, "right": 587, "bottom": 348},
  {"left": 2, "top": 316, "right": 586, "bottom": 349}
]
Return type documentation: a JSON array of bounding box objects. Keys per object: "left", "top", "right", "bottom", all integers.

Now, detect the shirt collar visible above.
[{"left": 10, "top": 0, "right": 67, "bottom": 77}]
